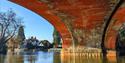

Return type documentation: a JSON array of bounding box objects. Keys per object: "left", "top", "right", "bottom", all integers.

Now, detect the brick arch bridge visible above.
[{"left": 9, "top": 0, "right": 125, "bottom": 51}]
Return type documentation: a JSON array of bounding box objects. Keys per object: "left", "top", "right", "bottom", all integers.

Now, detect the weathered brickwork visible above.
[
  {"left": 105, "top": 2, "right": 125, "bottom": 49},
  {"left": 10, "top": 0, "right": 125, "bottom": 49},
  {"left": 38, "top": 0, "right": 113, "bottom": 47}
]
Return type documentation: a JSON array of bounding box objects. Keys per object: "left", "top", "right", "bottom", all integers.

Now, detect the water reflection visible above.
[
  {"left": 116, "top": 56, "right": 125, "bottom": 63},
  {"left": 53, "top": 52, "right": 61, "bottom": 63},
  {"left": 0, "top": 55, "right": 6, "bottom": 63},
  {"left": 1, "top": 50, "right": 125, "bottom": 63},
  {"left": 24, "top": 55, "right": 37, "bottom": 63},
  {"left": 60, "top": 51, "right": 125, "bottom": 63},
  {"left": 23, "top": 50, "right": 54, "bottom": 63},
  {"left": 61, "top": 52, "right": 103, "bottom": 63}
]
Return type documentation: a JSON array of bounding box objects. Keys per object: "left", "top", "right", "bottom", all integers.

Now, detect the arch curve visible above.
[
  {"left": 9, "top": 0, "right": 72, "bottom": 48},
  {"left": 105, "top": 7, "right": 125, "bottom": 49}
]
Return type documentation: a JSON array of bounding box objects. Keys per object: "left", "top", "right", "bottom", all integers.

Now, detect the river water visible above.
[{"left": 0, "top": 50, "right": 125, "bottom": 63}]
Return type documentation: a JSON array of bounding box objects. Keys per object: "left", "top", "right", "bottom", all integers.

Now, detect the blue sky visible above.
[{"left": 0, "top": 0, "right": 54, "bottom": 43}]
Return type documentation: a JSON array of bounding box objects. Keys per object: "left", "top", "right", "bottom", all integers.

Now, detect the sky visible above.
[{"left": 0, "top": 0, "right": 54, "bottom": 43}]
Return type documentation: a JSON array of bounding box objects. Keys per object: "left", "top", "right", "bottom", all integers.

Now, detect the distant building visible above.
[{"left": 7, "top": 38, "right": 20, "bottom": 53}]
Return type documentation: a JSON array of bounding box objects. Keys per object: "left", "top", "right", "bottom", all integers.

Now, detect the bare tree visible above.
[{"left": 0, "top": 9, "right": 22, "bottom": 54}]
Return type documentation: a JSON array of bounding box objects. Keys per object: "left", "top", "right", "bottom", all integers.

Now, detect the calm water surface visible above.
[{"left": 0, "top": 50, "right": 125, "bottom": 63}]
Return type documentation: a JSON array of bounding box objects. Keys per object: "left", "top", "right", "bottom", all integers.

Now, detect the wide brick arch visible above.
[
  {"left": 9, "top": 0, "right": 72, "bottom": 48},
  {"left": 10, "top": 0, "right": 117, "bottom": 49},
  {"left": 105, "top": 2, "right": 125, "bottom": 49}
]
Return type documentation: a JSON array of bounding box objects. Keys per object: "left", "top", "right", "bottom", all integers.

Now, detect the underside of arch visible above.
[
  {"left": 9, "top": 0, "right": 72, "bottom": 48},
  {"left": 105, "top": 1, "right": 125, "bottom": 49},
  {"left": 10, "top": 0, "right": 118, "bottom": 48}
]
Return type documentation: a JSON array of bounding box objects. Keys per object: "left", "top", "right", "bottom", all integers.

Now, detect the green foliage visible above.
[
  {"left": 53, "top": 28, "right": 61, "bottom": 45},
  {"left": 119, "top": 27, "right": 125, "bottom": 41}
]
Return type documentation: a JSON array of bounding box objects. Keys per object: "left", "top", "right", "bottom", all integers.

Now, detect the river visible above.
[{"left": 0, "top": 50, "right": 125, "bottom": 63}]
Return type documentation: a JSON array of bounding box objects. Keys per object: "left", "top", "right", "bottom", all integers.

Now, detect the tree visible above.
[
  {"left": 16, "top": 26, "right": 25, "bottom": 45},
  {"left": 0, "top": 9, "right": 22, "bottom": 54},
  {"left": 53, "top": 28, "right": 61, "bottom": 47},
  {"left": 116, "top": 26, "right": 125, "bottom": 56}
]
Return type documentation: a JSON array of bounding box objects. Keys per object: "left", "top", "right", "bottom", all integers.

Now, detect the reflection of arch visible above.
[
  {"left": 9, "top": 0, "right": 72, "bottom": 48},
  {"left": 104, "top": 7, "right": 125, "bottom": 49}
]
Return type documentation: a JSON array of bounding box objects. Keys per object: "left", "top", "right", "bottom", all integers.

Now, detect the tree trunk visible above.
[
  {"left": 0, "top": 46, "right": 7, "bottom": 54},
  {"left": 0, "top": 40, "right": 7, "bottom": 54}
]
